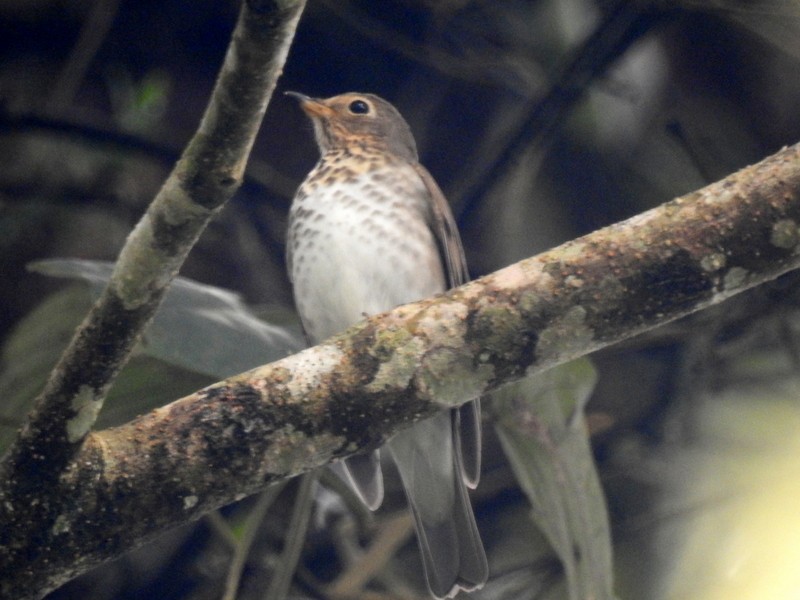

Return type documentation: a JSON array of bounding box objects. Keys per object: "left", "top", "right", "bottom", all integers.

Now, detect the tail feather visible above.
[
  {"left": 455, "top": 399, "right": 482, "bottom": 489},
  {"left": 333, "top": 450, "right": 384, "bottom": 510},
  {"left": 388, "top": 410, "right": 488, "bottom": 598}
]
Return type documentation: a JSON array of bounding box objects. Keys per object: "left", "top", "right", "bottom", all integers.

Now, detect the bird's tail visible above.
[
  {"left": 334, "top": 450, "right": 384, "bottom": 510},
  {"left": 388, "top": 410, "right": 488, "bottom": 599}
]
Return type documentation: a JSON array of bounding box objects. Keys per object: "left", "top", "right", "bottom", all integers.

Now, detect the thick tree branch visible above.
[
  {"left": 2, "top": 141, "right": 799, "bottom": 597},
  {"left": 0, "top": 1, "right": 305, "bottom": 597}
]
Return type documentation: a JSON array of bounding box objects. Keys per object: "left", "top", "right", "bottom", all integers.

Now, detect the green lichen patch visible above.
[
  {"left": 536, "top": 306, "right": 595, "bottom": 364},
  {"left": 416, "top": 301, "right": 468, "bottom": 346},
  {"left": 365, "top": 335, "right": 426, "bottom": 392},
  {"left": 368, "top": 325, "right": 415, "bottom": 362},
  {"left": 771, "top": 219, "right": 799, "bottom": 250},
  {"left": 418, "top": 347, "right": 494, "bottom": 407},
  {"left": 470, "top": 299, "right": 524, "bottom": 355},
  {"left": 700, "top": 252, "right": 727, "bottom": 272},
  {"left": 723, "top": 266, "right": 749, "bottom": 292},
  {"left": 66, "top": 385, "right": 104, "bottom": 443},
  {"left": 261, "top": 428, "right": 344, "bottom": 477}
]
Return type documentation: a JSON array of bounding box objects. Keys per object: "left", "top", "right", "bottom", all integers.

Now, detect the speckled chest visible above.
[{"left": 287, "top": 149, "right": 445, "bottom": 341}]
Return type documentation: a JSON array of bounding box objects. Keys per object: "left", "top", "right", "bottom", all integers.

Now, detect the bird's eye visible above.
[{"left": 348, "top": 100, "right": 370, "bottom": 115}]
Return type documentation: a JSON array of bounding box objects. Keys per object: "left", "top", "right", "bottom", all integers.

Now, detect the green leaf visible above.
[
  {"left": 0, "top": 285, "right": 212, "bottom": 453},
  {"left": 30, "top": 258, "right": 304, "bottom": 378},
  {"left": 0, "top": 260, "right": 304, "bottom": 454},
  {"left": 0, "top": 286, "right": 90, "bottom": 452},
  {"left": 493, "top": 358, "right": 616, "bottom": 600}
]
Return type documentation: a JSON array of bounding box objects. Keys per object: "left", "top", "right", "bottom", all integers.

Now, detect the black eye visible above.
[{"left": 348, "top": 100, "right": 370, "bottom": 114}]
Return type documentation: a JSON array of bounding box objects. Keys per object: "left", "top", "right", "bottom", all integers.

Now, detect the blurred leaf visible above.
[
  {"left": 0, "top": 285, "right": 213, "bottom": 453},
  {"left": 106, "top": 67, "right": 173, "bottom": 133},
  {"left": 653, "top": 362, "right": 800, "bottom": 599},
  {"left": 98, "top": 356, "right": 214, "bottom": 429},
  {"left": 30, "top": 258, "right": 304, "bottom": 379},
  {"left": 0, "top": 260, "right": 304, "bottom": 454},
  {"left": 713, "top": 0, "right": 800, "bottom": 59},
  {"left": 493, "top": 358, "right": 616, "bottom": 600},
  {"left": 0, "top": 285, "right": 87, "bottom": 452}
]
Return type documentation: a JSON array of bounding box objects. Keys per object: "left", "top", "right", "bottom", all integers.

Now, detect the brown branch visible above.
[
  {"left": 452, "top": 0, "right": 667, "bottom": 220},
  {"left": 1, "top": 140, "right": 799, "bottom": 597},
  {"left": 45, "top": 0, "right": 122, "bottom": 114},
  {"left": 0, "top": 1, "right": 306, "bottom": 598},
  {"left": 316, "top": 0, "right": 546, "bottom": 92}
]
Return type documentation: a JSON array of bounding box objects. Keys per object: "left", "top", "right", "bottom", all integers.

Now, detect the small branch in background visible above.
[
  {"left": 0, "top": 109, "right": 299, "bottom": 204},
  {"left": 325, "top": 512, "right": 415, "bottom": 599},
  {"left": 222, "top": 481, "right": 288, "bottom": 600},
  {"left": 45, "top": 0, "right": 122, "bottom": 115},
  {"left": 453, "top": 0, "right": 669, "bottom": 221},
  {"left": 317, "top": 0, "right": 544, "bottom": 92},
  {"left": 264, "top": 473, "right": 318, "bottom": 600},
  {"left": 206, "top": 511, "right": 241, "bottom": 550}
]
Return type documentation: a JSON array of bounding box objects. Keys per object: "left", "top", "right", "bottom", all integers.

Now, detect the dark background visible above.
[{"left": 2, "top": 0, "right": 800, "bottom": 598}]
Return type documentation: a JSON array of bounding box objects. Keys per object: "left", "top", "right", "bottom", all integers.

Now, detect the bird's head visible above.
[{"left": 285, "top": 91, "right": 418, "bottom": 162}]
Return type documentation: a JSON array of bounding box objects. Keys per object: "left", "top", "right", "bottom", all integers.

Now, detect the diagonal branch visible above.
[
  {"left": 0, "top": 1, "right": 305, "bottom": 597},
  {"left": 2, "top": 140, "right": 800, "bottom": 598},
  {"left": 453, "top": 0, "right": 667, "bottom": 220}
]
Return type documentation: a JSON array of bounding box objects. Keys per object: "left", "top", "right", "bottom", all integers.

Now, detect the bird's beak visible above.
[{"left": 284, "top": 91, "right": 332, "bottom": 118}]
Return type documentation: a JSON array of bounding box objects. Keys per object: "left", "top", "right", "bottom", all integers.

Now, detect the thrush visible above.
[{"left": 285, "top": 91, "right": 487, "bottom": 599}]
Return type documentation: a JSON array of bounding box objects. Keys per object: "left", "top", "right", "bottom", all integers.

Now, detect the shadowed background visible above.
[{"left": 2, "top": 0, "right": 800, "bottom": 598}]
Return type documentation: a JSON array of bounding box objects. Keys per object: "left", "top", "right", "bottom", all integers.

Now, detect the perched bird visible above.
[{"left": 285, "top": 91, "right": 487, "bottom": 598}]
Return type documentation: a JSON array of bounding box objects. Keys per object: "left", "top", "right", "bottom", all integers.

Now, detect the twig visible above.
[
  {"left": 317, "top": 0, "right": 545, "bottom": 93},
  {"left": 223, "top": 481, "right": 288, "bottom": 600},
  {"left": 264, "top": 473, "right": 318, "bottom": 600},
  {"left": 453, "top": 0, "right": 669, "bottom": 221},
  {"left": 206, "top": 511, "right": 240, "bottom": 550},
  {"left": 325, "top": 512, "right": 414, "bottom": 599},
  {"left": 45, "top": 0, "right": 122, "bottom": 114}
]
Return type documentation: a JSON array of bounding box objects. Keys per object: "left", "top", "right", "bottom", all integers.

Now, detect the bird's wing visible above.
[
  {"left": 412, "top": 164, "right": 468, "bottom": 288},
  {"left": 412, "top": 163, "right": 482, "bottom": 488}
]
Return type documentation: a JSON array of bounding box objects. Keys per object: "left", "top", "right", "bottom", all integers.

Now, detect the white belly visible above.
[{"left": 288, "top": 164, "right": 445, "bottom": 343}]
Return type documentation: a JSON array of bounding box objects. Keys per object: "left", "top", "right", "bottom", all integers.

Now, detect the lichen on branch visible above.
[{"left": 3, "top": 139, "right": 799, "bottom": 599}]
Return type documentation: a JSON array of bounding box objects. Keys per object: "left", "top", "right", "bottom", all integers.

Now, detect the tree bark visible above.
[{"left": 2, "top": 139, "right": 799, "bottom": 598}]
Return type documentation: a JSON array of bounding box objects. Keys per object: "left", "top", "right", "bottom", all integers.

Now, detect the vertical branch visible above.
[{"left": 0, "top": 2, "right": 306, "bottom": 597}]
